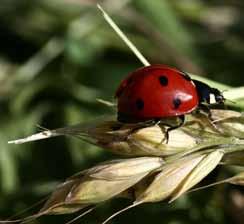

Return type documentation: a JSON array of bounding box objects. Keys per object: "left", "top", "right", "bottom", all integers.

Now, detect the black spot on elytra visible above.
[
  {"left": 135, "top": 98, "right": 144, "bottom": 110},
  {"left": 159, "top": 75, "right": 168, "bottom": 86},
  {"left": 180, "top": 71, "right": 192, "bottom": 81},
  {"left": 173, "top": 97, "right": 181, "bottom": 109}
]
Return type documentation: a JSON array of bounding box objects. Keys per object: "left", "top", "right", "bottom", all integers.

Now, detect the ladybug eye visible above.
[
  {"left": 159, "top": 76, "right": 168, "bottom": 86},
  {"left": 135, "top": 98, "right": 144, "bottom": 110},
  {"left": 173, "top": 97, "right": 182, "bottom": 109}
]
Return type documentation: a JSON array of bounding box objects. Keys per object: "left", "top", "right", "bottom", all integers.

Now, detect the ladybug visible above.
[{"left": 115, "top": 65, "right": 225, "bottom": 127}]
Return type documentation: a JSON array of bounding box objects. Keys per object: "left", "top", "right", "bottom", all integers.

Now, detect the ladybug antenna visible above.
[
  {"left": 221, "top": 90, "right": 235, "bottom": 104},
  {"left": 219, "top": 89, "right": 236, "bottom": 104},
  {"left": 97, "top": 4, "right": 150, "bottom": 67}
]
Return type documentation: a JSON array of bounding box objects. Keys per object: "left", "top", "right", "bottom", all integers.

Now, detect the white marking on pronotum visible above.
[
  {"left": 209, "top": 93, "right": 216, "bottom": 104},
  {"left": 97, "top": 4, "right": 150, "bottom": 67}
]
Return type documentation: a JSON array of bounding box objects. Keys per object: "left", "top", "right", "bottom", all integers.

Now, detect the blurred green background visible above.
[{"left": 0, "top": 0, "right": 244, "bottom": 223}]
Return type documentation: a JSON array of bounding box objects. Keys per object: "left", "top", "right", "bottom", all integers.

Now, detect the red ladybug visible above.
[{"left": 116, "top": 65, "right": 225, "bottom": 124}]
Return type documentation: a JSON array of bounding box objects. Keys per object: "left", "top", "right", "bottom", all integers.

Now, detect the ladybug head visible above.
[
  {"left": 210, "top": 88, "right": 225, "bottom": 104},
  {"left": 193, "top": 79, "right": 225, "bottom": 105}
]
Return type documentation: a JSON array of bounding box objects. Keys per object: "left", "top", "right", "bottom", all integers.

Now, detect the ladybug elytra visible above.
[{"left": 116, "top": 65, "right": 225, "bottom": 124}]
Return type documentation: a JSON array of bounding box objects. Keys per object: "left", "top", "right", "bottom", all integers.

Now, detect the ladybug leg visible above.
[
  {"left": 159, "top": 115, "right": 185, "bottom": 144},
  {"left": 196, "top": 104, "right": 224, "bottom": 133},
  {"left": 198, "top": 104, "right": 214, "bottom": 120}
]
